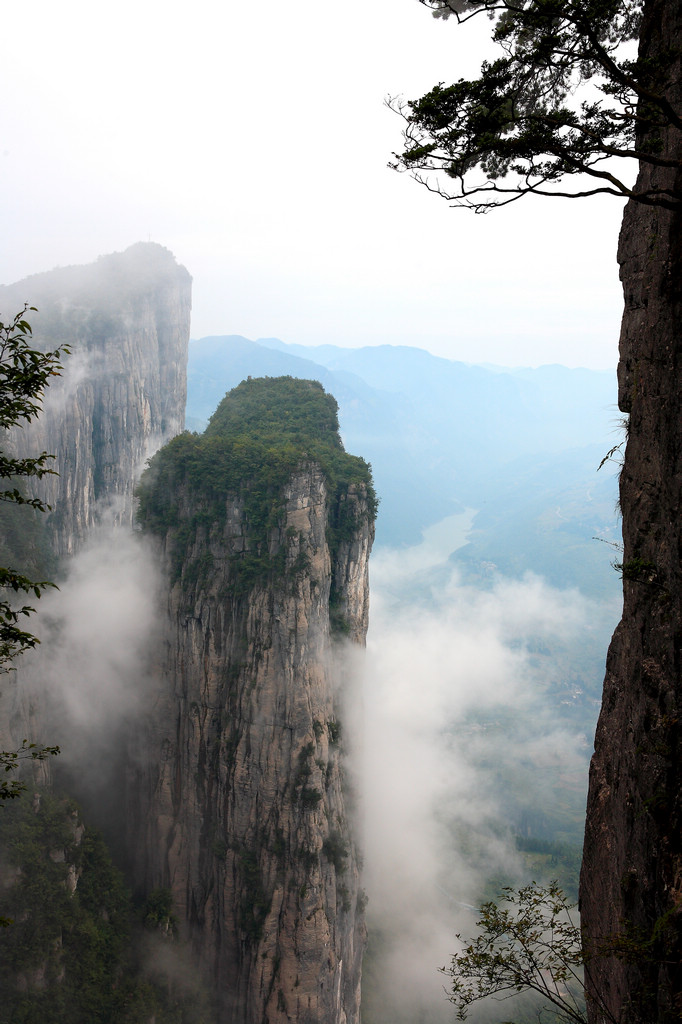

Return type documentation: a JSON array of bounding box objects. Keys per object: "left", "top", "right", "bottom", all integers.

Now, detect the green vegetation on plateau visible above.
[{"left": 137, "top": 377, "right": 376, "bottom": 587}]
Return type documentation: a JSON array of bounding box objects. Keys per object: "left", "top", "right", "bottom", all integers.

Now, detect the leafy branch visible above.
[
  {"left": 0, "top": 740, "right": 61, "bottom": 801},
  {"left": 442, "top": 882, "right": 617, "bottom": 1024}
]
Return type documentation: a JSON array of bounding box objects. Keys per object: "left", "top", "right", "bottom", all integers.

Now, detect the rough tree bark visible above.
[{"left": 580, "top": 2, "right": 682, "bottom": 1021}]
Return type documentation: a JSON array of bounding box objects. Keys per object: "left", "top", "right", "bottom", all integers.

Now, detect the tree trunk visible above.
[{"left": 580, "top": 2, "right": 682, "bottom": 1021}]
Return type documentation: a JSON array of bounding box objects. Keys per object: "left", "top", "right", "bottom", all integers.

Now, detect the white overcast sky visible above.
[{"left": 2, "top": 0, "right": 627, "bottom": 369}]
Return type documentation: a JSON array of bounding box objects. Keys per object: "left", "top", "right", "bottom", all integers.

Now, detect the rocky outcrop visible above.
[
  {"left": 580, "top": 3, "right": 682, "bottom": 1021},
  {"left": 131, "top": 378, "right": 374, "bottom": 1024},
  {"left": 0, "top": 242, "right": 191, "bottom": 555}
]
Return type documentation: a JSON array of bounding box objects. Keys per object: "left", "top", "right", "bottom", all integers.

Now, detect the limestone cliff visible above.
[
  {"left": 0, "top": 242, "right": 191, "bottom": 813},
  {"left": 0, "top": 242, "right": 191, "bottom": 555},
  {"left": 131, "top": 378, "right": 375, "bottom": 1024},
  {"left": 580, "top": 3, "right": 682, "bottom": 1021}
]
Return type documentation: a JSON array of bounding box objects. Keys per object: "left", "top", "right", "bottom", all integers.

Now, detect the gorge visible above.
[{"left": 1, "top": 226, "right": 669, "bottom": 1024}]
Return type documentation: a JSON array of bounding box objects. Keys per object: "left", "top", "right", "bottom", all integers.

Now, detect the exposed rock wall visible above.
[
  {"left": 0, "top": 242, "right": 191, "bottom": 792},
  {"left": 130, "top": 459, "right": 373, "bottom": 1024},
  {"left": 580, "top": 3, "right": 682, "bottom": 1020},
  {"left": 0, "top": 242, "right": 191, "bottom": 555}
]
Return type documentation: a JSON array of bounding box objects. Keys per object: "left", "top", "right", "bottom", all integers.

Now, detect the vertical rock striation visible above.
[
  {"left": 132, "top": 378, "right": 375, "bottom": 1023},
  {"left": 581, "top": 3, "right": 682, "bottom": 1021},
  {"left": 0, "top": 243, "right": 191, "bottom": 792},
  {"left": 0, "top": 242, "right": 191, "bottom": 556}
]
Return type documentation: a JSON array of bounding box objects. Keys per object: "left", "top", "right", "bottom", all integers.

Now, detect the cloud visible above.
[
  {"left": 18, "top": 522, "right": 161, "bottom": 788},
  {"left": 359, "top": 546, "right": 607, "bottom": 1023}
]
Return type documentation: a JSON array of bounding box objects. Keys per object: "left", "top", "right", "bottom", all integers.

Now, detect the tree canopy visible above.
[{"left": 391, "top": 0, "right": 682, "bottom": 210}]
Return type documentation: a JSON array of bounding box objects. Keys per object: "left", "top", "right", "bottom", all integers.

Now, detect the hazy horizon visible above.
[{"left": 2, "top": 0, "right": 625, "bottom": 371}]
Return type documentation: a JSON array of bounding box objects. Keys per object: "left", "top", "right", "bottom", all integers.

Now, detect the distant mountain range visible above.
[{"left": 187, "top": 336, "right": 621, "bottom": 599}]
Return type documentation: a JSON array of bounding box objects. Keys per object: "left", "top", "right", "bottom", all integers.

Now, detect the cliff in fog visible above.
[
  {"left": 132, "top": 377, "right": 375, "bottom": 1023},
  {"left": 0, "top": 242, "right": 191, "bottom": 555},
  {"left": 0, "top": 243, "right": 191, "bottom": 761},
  {"left": 0, "top": 245, "right": 200, "bottom": 1020}
]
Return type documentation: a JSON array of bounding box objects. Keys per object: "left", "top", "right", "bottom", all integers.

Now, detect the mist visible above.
[
  {"left": 17, "top": 519, "right": 161, "bottom": 820},
  {"left": 360, "top": 526, "right": 615, "bottom": 1024}
]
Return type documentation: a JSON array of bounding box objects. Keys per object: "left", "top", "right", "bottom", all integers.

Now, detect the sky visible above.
[{"left": 2, "top": 0, "right": 627, "bottom": 369}]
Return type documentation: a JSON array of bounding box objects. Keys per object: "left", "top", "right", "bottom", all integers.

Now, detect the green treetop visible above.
[{"left": 137, "top": 377, "right": 376, "bottom": 587}]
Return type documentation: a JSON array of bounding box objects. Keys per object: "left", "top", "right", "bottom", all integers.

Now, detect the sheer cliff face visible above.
[
  {"left": 581, "top": 3, "right": 682, "bottom": 1021},
  {"left": 0, "top": 242, "right": 190, "bottom": 799},
  {"left": 132, "top": 380, "right": 374, "bottom": 1024},
  {"left": 0, "top": 242, "right": 191, "bottom": 555}
]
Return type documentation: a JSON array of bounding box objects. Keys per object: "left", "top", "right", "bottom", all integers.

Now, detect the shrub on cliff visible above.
[{"left": 443, "top": 882, "right": 593, "bottom": 1024}]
